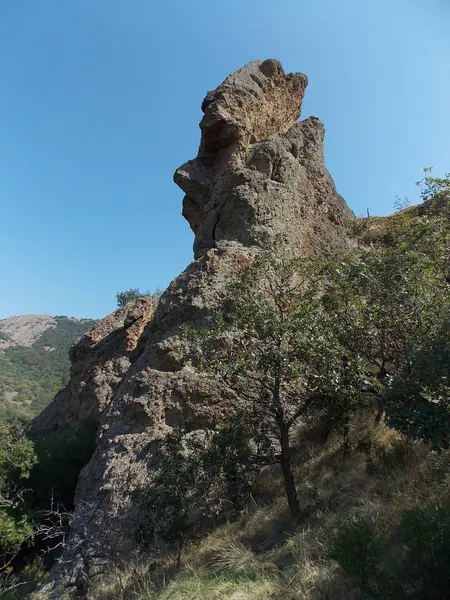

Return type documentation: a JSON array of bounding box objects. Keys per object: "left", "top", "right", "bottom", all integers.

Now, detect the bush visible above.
[
  {"left": 0, "top": 421, "right": 96, "bottom": 588},
  {"left": 395, "top": 506, "right": 450, "bottom": 599},
  {"left": 116, "top": 288, "right": 145, "bottom": 308},
  {"left": 116, "top": 288, "right": 161, "bottom": 308},
  {"left": 133, "top": 429, "right": 207, "bottom": 565},
  {"left": 133, "top": 423, "right": 260, "bottom": 565},
  {"left": 384, "top": 330, "right": 450, "bottom": 450},
  {"left": 0, "top": 424, "right": 37, "bottom": 578},
  {"left": 331, "top": 505, "right": 450, "bottom": 599},
  {"left": 330, "top": 517, "right": 383, "bottom": 597},
  {"left": 0, "top": 512, "right": 34, "bottom": 576}
]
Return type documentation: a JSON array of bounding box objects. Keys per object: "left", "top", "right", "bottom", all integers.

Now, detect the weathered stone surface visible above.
[
  {"left": 33, "top": 252, "right": 242, "bottom": 598},
  {"left": 34, "top": 59, "right": 354, "bottom": 598},
  {"left": 31, "top": 297, "right": 158, "bottom": 432},
  {"left": 175, "top": 59, "right": 353, "bottom": 258}
]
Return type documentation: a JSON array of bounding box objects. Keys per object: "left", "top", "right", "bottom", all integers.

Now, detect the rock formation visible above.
[
  {"left": 175, "top": 59, "right": 352, "bottom": 259},
  {"left": 33, "top": 59, "right": 354, "bottom": 598},
  {"left": 31, "top": 297, "right": 158, "bottom": 430}
]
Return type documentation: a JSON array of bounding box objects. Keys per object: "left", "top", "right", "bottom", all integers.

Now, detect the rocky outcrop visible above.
[
  {"left": 31, "top": 297, "right": 158, "bottom": 431},
  {"left": 34, "top": 59, "right": 354, "bottom": 598},
  {"left": 175, "top": 59, "right": 353, "bottom": 259}
]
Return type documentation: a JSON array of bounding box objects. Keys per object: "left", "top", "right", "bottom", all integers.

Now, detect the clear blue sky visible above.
[{"left": 1, "top": 0, "right": 449, "bottom": 319}]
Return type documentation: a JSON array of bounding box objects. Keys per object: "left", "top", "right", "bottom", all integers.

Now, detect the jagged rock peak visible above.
[
  {"left": 198, "top": 59, "right": 307, "bottom": 153},
  {"left": 174, "top": 59, "right": 353, "bottom": 259}
]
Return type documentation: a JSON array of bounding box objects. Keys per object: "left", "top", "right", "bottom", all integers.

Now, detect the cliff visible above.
[
  {"left": 33, "top": 59, "right": 355, "bottom": 597},
  {"left": 31, "top": 298, "right": 158, "bottom": 431}
]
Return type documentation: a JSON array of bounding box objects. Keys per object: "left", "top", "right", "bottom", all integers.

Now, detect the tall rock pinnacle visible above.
[
  {"left": 33, "top": 60, "right": 354, "bottom": 598},
  {"left": 175, "top": 59, "right": 352, "bottom": 258}
]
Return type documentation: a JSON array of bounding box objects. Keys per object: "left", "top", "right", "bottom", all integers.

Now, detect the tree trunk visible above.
[
  {"left": 375, "top": 366, "right": 387, "bottom": 423},
  {"left": 176, "top": 536, "right": 183, "bottom": 570},
  {"left": 374, "top": 398, "right": 384, "bottom": 424},
  {"left": 279, "top": 423, "right": 301, "bottom": 522},
  {"left": 342, "top": 419, "right": 351, "bottom": 458},
  {"left": 272, "top": 360, "right": 301, "bottom": 523}
]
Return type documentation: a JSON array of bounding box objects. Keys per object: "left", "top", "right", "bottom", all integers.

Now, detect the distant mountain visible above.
[{"left": 0, "top": 314, "right": 96, "bottom": 423}]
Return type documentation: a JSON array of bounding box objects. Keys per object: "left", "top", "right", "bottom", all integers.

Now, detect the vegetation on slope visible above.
[
  {"left": 116, "top": 288, "right": 162, "bottom": 309},
  {"left": 0, "top": 317, "right": 95, "bottom": 423},
  {"left": 96, "top": 171, "right": 449, "bottom": 600},
  {"left": 90, "top": 422, "right": 450, "bottom": 600},
  {"left": 0, "top": 421, "right": 96, "bottom": 594},
  {"left": 1, "top": 171, "right": 449, "bottom": 599}
]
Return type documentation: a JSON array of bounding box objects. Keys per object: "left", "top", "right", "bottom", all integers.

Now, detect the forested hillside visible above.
[{"left": 0, "top": 316, "right": 95, "bottom": 423}]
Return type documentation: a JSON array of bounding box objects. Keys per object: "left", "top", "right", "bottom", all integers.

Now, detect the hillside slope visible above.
[
  {"left": 86, "top": 420, "right": 450, "bottom": 600},
  {"left": 0, "top": 315, "right": 95, "bottom": 422}
]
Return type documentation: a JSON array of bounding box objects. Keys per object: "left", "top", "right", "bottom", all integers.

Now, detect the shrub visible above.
[
  {"left": 116, "top": 288, "right": 145, "bottom": 308},
  {"left": 331, "top": 505, "right": 450, "bottom": 599},
  {"left": 330, "top": 517, "right": 383, "bottom": 597},
  {"left": 116, "top": 288, "right": 161, "bottom": 308},
  {"left": 0, "top": 424, "right": 37, "bottom": 578},
  {"left": 133, "top": 429, "right": 207, "bottom": 566},
  {"left": 395, "top": 506, "right": 450, "bottom": 599},
  {"left": 384, "top": 330, "right": 450, "bottom": 450},
  {"left": 133, "top": 424, "right": 260, "bottom": 566}
]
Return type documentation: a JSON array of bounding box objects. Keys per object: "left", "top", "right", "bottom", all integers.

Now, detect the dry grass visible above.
[
  {"left": 87, "top": 418, "right": 450, "bottom": 600},
  {"left": 151, "top": 569, "right": 276, "bottom": 600},
  {"left": 87, "top": 558, "right": 156, "bottom": 600},
  {"left": 353, "top": 201, "right": 426, "bottom": 245}
]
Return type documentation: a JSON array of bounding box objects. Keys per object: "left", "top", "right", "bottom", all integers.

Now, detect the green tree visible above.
[
  {"left": 184, "top": 252, "right": 364, "bottom": 521},
  {"left": 116, "top": 288, "right": 146, "bottom": 308},
  {"left": 324, "top": 171, "right": 450, "bottom": 444},
  {"left": 0, "top": 424, "right": 36, "bottom": 577}
]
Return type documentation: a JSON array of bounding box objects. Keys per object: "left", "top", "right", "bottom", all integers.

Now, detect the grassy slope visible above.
[
  {"left": 0, "top": 317, "right": 95, "bottom": 423},
  {"left": 87, "top": 414, "right": 450, "bottom": 600}
]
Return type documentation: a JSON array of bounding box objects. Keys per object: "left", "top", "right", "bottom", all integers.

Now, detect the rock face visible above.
[
  {"left": 31, "top": 297, "right": 158, "bottom": 431},
  {"left": 34, "top": 59, "right": 354, "bottom": 598},
  {"left": 175, "top": 59, "right": 352, "bottom": 259}
]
